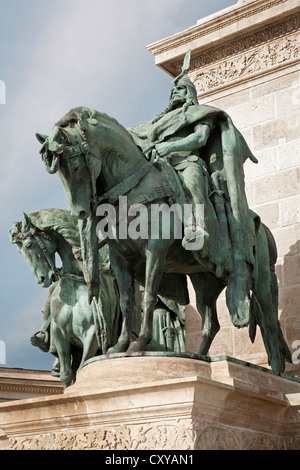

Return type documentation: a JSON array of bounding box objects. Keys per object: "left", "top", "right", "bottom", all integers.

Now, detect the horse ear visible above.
[
  {"left": 36, "top": 133, "right": 48, "bottom": 144},
  {"left": 22, "top": 213, "right": 32, "bottom": 232}
]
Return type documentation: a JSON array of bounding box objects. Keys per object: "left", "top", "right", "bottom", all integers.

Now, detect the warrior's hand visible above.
[
  {"left": 155, "top": 142, "right": 173, "bottom": 157},
  {"left": 156, "top": 125, "right": 210, "bottom": 157}
]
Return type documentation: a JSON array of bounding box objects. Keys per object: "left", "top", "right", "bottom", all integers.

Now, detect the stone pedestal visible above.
[{"left": 0, "top": 354, "right": 299, "bottom": 450}]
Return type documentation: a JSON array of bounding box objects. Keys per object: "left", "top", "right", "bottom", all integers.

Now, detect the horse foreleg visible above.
[
  {"left": 107, "top": 249, "right": 135, "bottom": 354},
  {"left": 78, "top": 325, "right": 98, "bottom": 372},
  {"left": 52, "top": 322, "right": 72, "bottom": 389},
  {"left": 127, "top": 241, "right": 167, "bottom": 353},
  {"left": 189, "top": 272, "right": 225, "bottom": 356},
  {"left": 252, "top": 226, "right": 285, "bottom": 373}
]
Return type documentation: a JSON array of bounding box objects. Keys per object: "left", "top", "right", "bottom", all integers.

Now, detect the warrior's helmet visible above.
[{"left": 168, "top": 49, "right": 198, "bottom": 106}]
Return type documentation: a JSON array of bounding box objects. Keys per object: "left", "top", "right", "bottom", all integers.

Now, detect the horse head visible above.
[
  {"left": 36, "top": 122, "right": 101, "bottom": 219},
  {"left": 9, "top": 213, "right": 59, "bottom": 288},
  {"left": 36, "top": 107, "right": 144, "bottom": 303},
  {"left": 36, "top": 108, "right": 102, "bottom": 220}
]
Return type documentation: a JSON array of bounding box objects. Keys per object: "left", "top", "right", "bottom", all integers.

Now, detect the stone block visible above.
[
  {"left": 216, "top": 296, "right": 232, "bottom": 327},
  {"left": 280, "top": 195, "right": 300, "bottom": 227},
  {"left": 208, "top": 88, "right": 250, "bottom": 111},
  {"left": 282, "top": 254, "right": 300, "bottom": 287},
  {"left": 252, "top": 201, "right": 280, "bottom": 229},
  {"left": 252, "top": 168, "right": 300, "bottom": 205},
  {"left": 234, "top": 324, "right": 266, "bottom": 359},
  {"left": 244, "top": 147, "right": 278, "bottom": 181},
  {"left": 226, "top": 94, "right": 276, "bottom": 130},
  {"left": 185, "top": 331, "right": 202, "bottom": 354},
  {"left": 277, "top": 85, "right": 300, "bottom": 117},
  {"left": 273, "top": 224, "right": 300, "bottom": 258},
  {"left": 252, "top": 114, "right": 299, "bottom": 151},
  {"left": 279, "top": 286, "right": 300, "bottom": 319},
  {"left": 185, "top": 304, "right": 201, "bottom": 334},
  {"left": 286, "top": 315, "right": 300, "bottom": 347},
  {"left": 209, "top": 326, "right": 234, "bottom": 357},
  {"left": 277, "top": 139, "right": 300, "bottom": 171},
  {"left": 250, "top": 71, "right": 300, "bottom": 99}
]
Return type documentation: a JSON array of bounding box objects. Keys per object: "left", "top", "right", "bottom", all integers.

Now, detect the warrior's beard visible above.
[{"left": 165, "top": 95, "right": 187, "bottom": 112}]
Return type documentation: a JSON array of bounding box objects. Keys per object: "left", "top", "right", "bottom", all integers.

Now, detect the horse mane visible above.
[
  {"left": 28, "top": 209, "right": 80, "bottom": 249},
  {"left": 55, "top": 106, "right": 127, "bottom": 134}
]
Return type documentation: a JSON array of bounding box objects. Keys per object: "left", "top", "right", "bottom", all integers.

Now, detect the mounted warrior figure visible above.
[{"left": 129, "top": 50, "right": 259, "bottom": 329}]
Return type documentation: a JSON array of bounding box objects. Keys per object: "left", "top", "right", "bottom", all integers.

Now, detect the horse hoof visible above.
[
  {"left": 226, "top": 291, "right": 251, "bottom": 328},
  {"left": 107, "top": 340, "right": 129, "bottom": 355},
  {"left": 270, "top": 359, "right": 285, "bottom": 375},
  {"left": 127, "top": 338, "right": 148, "bottom": 354}
]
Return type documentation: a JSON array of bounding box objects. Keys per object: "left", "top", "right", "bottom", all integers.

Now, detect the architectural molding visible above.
[
  {"left": 147, "top": 0, "right": 300, "bottom": 99},
  {"left": 0, "top": 368, "right": 62, "bottom": 401},
  {"left": 150, "top": 0, "right": 292, "bottom": 57},
  {"left": 1, "top": 356, "right": 300, "bottom": 450},
  {"left": 147, "top": 0, "right": 300, "bottom": 76},
  {"left": 190, "top": 16, "right": 300, "bottom": 97}
]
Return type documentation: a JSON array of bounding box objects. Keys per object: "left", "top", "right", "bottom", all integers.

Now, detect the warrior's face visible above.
[{"left": 169, "top": 84, "right": 187, "bottom": 109}]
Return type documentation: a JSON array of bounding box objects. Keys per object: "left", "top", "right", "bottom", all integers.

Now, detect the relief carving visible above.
[
  {"left": 169, "top": 15, "right": 300, "bottom": 94},
  {"left": 7, "top": 422, "right": 194, "bottom": 450},
  {"left": 191, "top": 31, "right": 299, "bottom": 94},
  {"left": 194, "top": 423, "right": 286, "bottom": 450}
]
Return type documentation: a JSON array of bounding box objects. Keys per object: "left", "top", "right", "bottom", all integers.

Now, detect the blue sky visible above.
[{"left": 0, "top": 0, "right": 236, "bottom": 371}]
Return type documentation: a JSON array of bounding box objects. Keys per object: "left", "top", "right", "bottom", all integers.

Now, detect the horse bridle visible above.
[
  {"left": 59, "top": 123, "right": 162, "bottom": 209},
  {"left": 30, "top": 228, "right": 60, "bottom": 281},
  {"left": 29, "top": 228, "right": 86, "bottom": 283},
  {"left": 59, "top": 126, "right": 99, "bottom": 208}
]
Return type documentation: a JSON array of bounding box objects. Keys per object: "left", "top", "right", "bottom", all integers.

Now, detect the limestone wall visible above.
[{"left": 148, "top": 0, "right": 300, "bottom": 373}]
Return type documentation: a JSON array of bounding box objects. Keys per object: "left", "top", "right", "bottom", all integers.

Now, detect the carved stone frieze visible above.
[
  {"left": 7, "top": 422, "right": 195, "bottom": 451},
  {"left": 170, "top": 14, "right": 300, "bottom": 95},
  {"left": 191, "top": 31, "right": 299, "bottom": 95},
  {"left": 194, "top": 422, "right": 288, "bottom": 450},
  {"left": 8, "top": 419, "right": 299, "bottom": 450}
]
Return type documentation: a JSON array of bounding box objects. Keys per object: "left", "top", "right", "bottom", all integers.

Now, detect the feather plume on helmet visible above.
[{"left": 162, "top": 50, "right": 198, "bottom": 115}]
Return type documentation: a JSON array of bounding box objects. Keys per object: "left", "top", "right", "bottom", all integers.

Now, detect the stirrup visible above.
[{"left": 30, "top": 330, "right": 49, "bottom": 352}]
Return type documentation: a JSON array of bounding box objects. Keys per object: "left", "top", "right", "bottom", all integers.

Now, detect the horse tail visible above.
[{"left": 249, "top": 224, "right": 292, "bottom": 363}]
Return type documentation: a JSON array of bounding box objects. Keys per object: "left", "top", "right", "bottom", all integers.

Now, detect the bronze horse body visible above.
[
  {"left": 9, "top": 209, "right": 120, "bottom": 388},
  {"left": 36, "top": 106, "right": 291, "bottom": 373}
]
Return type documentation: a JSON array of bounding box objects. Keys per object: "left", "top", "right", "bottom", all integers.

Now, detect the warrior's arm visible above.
[{"left": 155, "top": 123, "right": 211, "bottom": 157}]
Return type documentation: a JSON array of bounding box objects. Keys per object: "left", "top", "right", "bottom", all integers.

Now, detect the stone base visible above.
[{"left": 0, "top": 353, "right": 300, "bottom": 450}]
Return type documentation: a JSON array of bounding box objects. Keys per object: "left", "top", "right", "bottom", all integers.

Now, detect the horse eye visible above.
[{"left": 25, "top": 243, "right": 32, "bottom": 249}]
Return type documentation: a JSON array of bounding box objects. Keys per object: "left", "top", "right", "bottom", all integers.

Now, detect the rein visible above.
[
  {"left": 31, "top": 230, "right": 58, "bottom": 277},
  {"left": 60, "top": 127, "right": 100, "bottom": 207},
  {"left": 33, "top": 233, "right": 86, "bottom": 284},
  {"left": 61, "top": 133, "right": 174, "bottom": 208},
  {"left": 19, "top": 228, "right": 86, "bottom": 285},
  {"left": 60, "top": 271, "right": 86, "bottom": 283},
  {"left": 96, "top": 151, "right": 156, "bottom": 205}
]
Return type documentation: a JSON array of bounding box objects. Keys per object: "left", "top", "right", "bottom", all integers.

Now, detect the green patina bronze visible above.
[
  {"left": 9, "top": 209, "right": 120, "bottom": 387},
  {"left": 8, "top": 51, "right": 292, "bottom": 386},
  {"left": 33, "top": 51, "right": 291, "bottom": 374},
  {"left": 9, "top": 209, "right": 185, "bottom": 387}
]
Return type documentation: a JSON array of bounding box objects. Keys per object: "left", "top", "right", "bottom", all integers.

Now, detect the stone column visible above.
[{"left": 148, "top": 0, "right": 300, "bottom": 374}]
